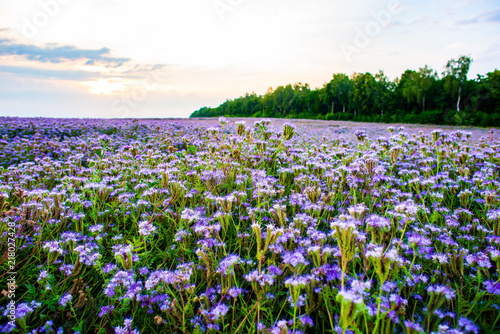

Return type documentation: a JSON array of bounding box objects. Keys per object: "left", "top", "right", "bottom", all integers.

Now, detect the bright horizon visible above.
[{"left": 0, "top": 0, "right": 499, "bottom": 119}]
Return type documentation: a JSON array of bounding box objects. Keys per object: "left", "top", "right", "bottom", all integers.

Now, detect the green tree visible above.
[
  {"left": 443, "top": 55, "right": 472, "bottom": 112},
  {"left": 293, "top": 83, "right": 312, "bottom": 115},
  {"left": 373, "top": 70, "right": 394, "bottom": 117},
  {"left": 352, "top": 72, "right": 376, "bottom": 117},
  {"left": 262, "top": 87, "right": 275, "bottom": 117},
  {"left": 402, "top": 66, "right": 437, "bottom": 113},
  {"left": 283, "top": 84, "right": 296, "bottom": 115},
  {"left": 330, "top": 73, "right": 353, "bottom": 114},
  {"left": 471, "top": 70, "right": 500, "bottom": 126},
  {"left": 320, "top": 81, "right": 335, "bottom": 116},
  {"left": 483, "top": 70, "right": 500, "bottom": 115},
  {"left": 272, "top": 86, "right": 285, "bottom": 117},
  {"left": 189, "top": 56, "right": 499, "bottom": 127}
]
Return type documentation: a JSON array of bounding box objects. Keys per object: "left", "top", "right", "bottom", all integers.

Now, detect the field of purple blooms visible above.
[{"left": 0, "top": 117, "right": 499, "bottom": 334}]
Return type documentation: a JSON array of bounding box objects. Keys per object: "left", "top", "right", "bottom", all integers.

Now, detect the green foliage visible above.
[{"left": 190, "top": 57, "right": 500, "bottom": 127}]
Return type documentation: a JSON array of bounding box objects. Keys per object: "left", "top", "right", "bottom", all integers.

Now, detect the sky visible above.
[{"left": 0, "top": 0, "right": 499, "bottom": 119}]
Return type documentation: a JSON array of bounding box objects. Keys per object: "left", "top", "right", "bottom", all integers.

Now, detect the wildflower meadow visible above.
[{"left": 0, "top": 117, "right": 499, "bottom": 334}]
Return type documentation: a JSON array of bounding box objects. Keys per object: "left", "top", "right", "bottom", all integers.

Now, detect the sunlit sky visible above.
[{"left": 0, "top": 0, "right": 499, "bottom": 118}]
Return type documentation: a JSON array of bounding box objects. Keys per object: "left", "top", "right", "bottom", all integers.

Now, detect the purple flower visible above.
[
  {"left": 114, "top": 318, "right": 139, "bottom": 334},
  {"left": 458, "top": 316, "right": 479, "bottom": 333},
  {"left": 145, "top": 264, "right": 193, "bottom": 290},
  {"left": 181, "top": 208, "right": 201, "bottom": 223},
  {"left": 89, "top": 224, "right": 104, "bottom": 233},
  {"left": 407, "top": 233, "right": 432, "bottom": 248},
  {"left": 365, "top": 244, "right": 384, "bottom": 259},
  {"left": 43, "top": 241, "right": 64, "bottom": 255},
  {"left": 98, "top": 305, "right": 115, "bottom": 317},
  {"left": 227, "top": 287, "right": 244, "bottom": 298},
  {"left": 486, "top": 209, "right": 500, "bottom": 221},
  {"left": 210, "top": 304, "right": 229, "bottom": 321},
  {"left": 350, "top": 280, "right": 371, "bottom": 296},
  {"left": 218, "top": 116, "right": 228, "bottom": 126},
  {"left": 404, "top": 320, "right": 424, "bottom": 332},
  {"left": 427, "top": 284, "right": 455, "bottom": 300},
  {"left": 267, "top": 265, "right": 283, "bottom": 277},
  {"left": 299, "top": 314, "right": 314, "bottom": 327},
  {"left": 75, "top": 242, "right": 101, "bottom": 266},
  {"left": 347, "top": 203, "right": 368, "bottom": 218},
  {"left": 394, "top": 200, "right": 419, "bottom": 217},
  {"left": 3, "top": 301, "right": 41, "bottom": 319},
  {"left": 244, "top": 270, "right": 275, "bottom": 287},
  {"left": 484, "top": 281, "right": 500, "bottom": 295},
  {"left": 337, "top": 290, "right": 363, "bottom": 304},
  {"left": 139, "top": 267, "right": 149, "bottom": 275},
  {"left": 216, "top": 255, "right": 241, "bottom": 276},
  {"left": 354, "top": 129, "right": 367, "bottom": 142},
  {"left": 59, "top": 264, "right": 74, "bottom": 276},
  {"left": 37, "top": 270, "right": 49, "bottom": 282},
  {"left": 174, "top": 229, "right": 191, "bottom": 242},
  {"left": 366, "top": 214, "right": 391, "bottom": 229},
  {"left": 389, "top": 294, "right": 408, "bottom": 308},
  {"left": 466, "top": 252, "right": 492, "bottom": 269},
  {"left": 330, "top": 215, "right": 358, "bottom": 231},
  {"left": 59, "top": 293, "right": 72, "bottom": 307},
  {"left": 284, "top": 275, "right": 309, "bottom": 288},
  {"left": 104, "top": 270, "right": 135, "bottom": 298},
  {"left": 112, "top": 244, "right": 133, "bottom": 258},
  {"left": 103, "top": 263, "right": 118, "bottom": 274},
  {"left": 282, "top": 251, "right": 308, "bottom": 267},
  {"left": 137, "top": 220, "right": 157, "bottom": 236},
  {"left": 287, "top": 294, "right": 306, "bottom": 308},
  {"left": 431, "top": 253, "right": 449, "bottom": 264}
]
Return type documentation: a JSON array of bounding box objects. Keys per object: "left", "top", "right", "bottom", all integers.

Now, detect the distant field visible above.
[{"left": 192, "top": 117, "right": 497, "bottom": 140}]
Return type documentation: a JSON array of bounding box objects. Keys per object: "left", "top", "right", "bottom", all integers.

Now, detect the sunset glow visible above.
[{"left": 82, "top": 79, "right": 127, "bottom": 96}]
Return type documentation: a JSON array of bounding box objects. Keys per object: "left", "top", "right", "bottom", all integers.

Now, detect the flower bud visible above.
[
  {"left": 282, "top": 123, "right": 295, "bottom": 141},
  {"left": 236, "top": 121, "right": 246, "bottom": 136}
]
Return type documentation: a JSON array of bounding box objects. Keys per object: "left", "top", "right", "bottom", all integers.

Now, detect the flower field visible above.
[{"left": 0, "top": 117, "right": 499, "bottom": 334}]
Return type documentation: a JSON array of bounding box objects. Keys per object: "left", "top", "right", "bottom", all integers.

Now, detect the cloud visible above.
[
  {"left": 480, "top": 41, "right": 500, "bottom": 62},
  {"left": 0, "top": 65, "right": 99, "bottom": 81},
  {"left": 0, "top": 40, "right": 130, "bottom": 67},
  {"left": 445, "top": 42, "right": 467, "bottom": 50},
  {"left": 0, "top": 64, "right": 160, "bottom": 83},
  {"left": 456, "top": 7, "right": 500, "bottom": 25},
  {"left": 484, "top": 8, "right": 500, "bottom": 22},
  {"left": 123, "top": 64, "right": 170, "bottom": 74},
  {"left": 390, "top": 16, "right": 428, "bottom": 27},
  {"left": 456, "top": 17, "right": 478, "bottom": 25}
]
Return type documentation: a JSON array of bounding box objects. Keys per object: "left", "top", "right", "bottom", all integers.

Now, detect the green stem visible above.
[
  {"left": 323, "top": 288, "right": 335, "bottom": 332},
  {"left": 233, "top": 297, "right": 262, "bottom": 334},
  {"left": 396, "top": 218, "right": 409, "bottom": 249},
  {"left": 372, "top": 280, "right": 385, "bottom": 333}
]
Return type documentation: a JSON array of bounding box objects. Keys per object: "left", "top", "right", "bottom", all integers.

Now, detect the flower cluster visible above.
[{"left": 0, "top": 117, "right": 498, "bottom": 333}]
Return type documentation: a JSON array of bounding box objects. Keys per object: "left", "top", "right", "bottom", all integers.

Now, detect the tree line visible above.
[{"left": 190, "top": 56, "right": 500, "bottom": 127}]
